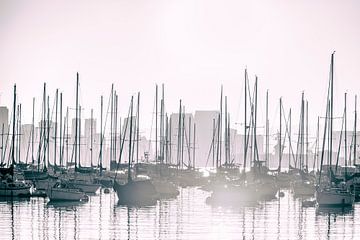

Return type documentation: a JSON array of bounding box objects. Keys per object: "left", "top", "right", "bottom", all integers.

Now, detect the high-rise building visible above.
[{"left": 194, "top": 110, "right": 219, "bottom": 167}]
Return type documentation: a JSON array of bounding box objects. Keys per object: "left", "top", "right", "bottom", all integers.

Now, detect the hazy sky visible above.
[{"left": 1, "top": 0, "right": 360, "bottom": 136}]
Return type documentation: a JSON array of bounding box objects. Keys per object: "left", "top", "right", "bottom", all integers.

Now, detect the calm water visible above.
[{"left": 0, "top": 188, "right": 359, "bottom": 240}]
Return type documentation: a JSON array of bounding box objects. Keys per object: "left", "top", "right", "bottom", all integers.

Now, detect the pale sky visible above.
[{"left": 1, "top": 0, "right": 360, "bottom": 136}]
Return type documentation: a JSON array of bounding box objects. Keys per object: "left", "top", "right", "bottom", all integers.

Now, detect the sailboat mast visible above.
[
  {"left": 345, "top": 93, "right": 347, "bottom": 175},
  {"left": 329, "top": 53, "right": 334, "bottom": 168},
  {"left": 75, "top": 73, "right": 79, "bottom": 169},
  {"left": 188, "top": 116, "right": 191, "bottom": 168},
  {"left": 254, "top": 77, "right": 258, "bottom": 166},
  {"left": 128, "top": 96, "right": 134, "bottom": 182},
  {"left": 279, "top": 97, "right": 282, "bottom": 172},
  {"left": 114, "top": 93, "right": 118, "bottom": 164},
  {"left": 181, "top": 107, "right": 185, "bottom": 168},
  {"left": 306, "top": 101, "right": 309, "bottom": 169},
  {"left": 110, "top": 85, "right": 113, "bottom": 167},
  {"left": 288, "top": 108, "right": 291, "bottom": 168},
  {"left": 177, "top": 100, "right": 182, "bottom": 169},
  {"left": 32, "top": 98, "right": 35, "bottom": 165},
  {"left": 136, "top": 92, "right": 140, "bottom": 164},
  {"left": 354, "top": 95, "right": 357, "bottom": 166},
  {"left": 219, "top": 85, "right": 223, "bottom": 167},
  {"left": 193, "top": 123, "right": 196, "bottom": 169},
  {"left": 1, "top": 123, "right": 3, "bottom": 164},
  {"left": 225, "top": 95, "right": 228, "bottom": 165},
  {"left": 155, "top": 84, "right": 158, "bottom": 163},
  {"left": 17, "top": 104, "right": 21, "bottom": 164},
  {"left": 66, "top": 107, "right": 69, "bottom": 166},
  {"left": 11, "top": 84, "right": 16, "bottom": 175},
  {"left": 244, "top": 69, "right": 247, "bottom": 172},
  {"left": 59, "top": 93, "right": 62, "bottom": 166},
  {"left": 54, "top": 89, "right": 58, "bottom": 166},
  {"left": 47, "top": 96, "right": 50, "bottom": 168},
  {"left": 42, "top": 83, "right": 46, "bottom": 170},
  {"left": 160, "top": 84, "right": 164, "bottom": 163},
  {"left": 90, "top": 108, "right": 93, "bottom": 167},
  {"left": 212, "top": 118, "right": 215, "bottom": 167},
  {"left": 265, "top": 90, "right": 269, "bottom": 168},
  {"left": 100, "top": 96, "right": 103, "bottom": 171}
]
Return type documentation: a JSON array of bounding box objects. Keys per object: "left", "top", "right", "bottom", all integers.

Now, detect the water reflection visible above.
[{"left": 0, "top": 188, "right": 360, "bottom": 239}]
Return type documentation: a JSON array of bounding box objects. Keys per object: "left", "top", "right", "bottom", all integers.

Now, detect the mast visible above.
[
  {"left": 59, "top": 93, "right": 62, "bottom": 167},
  {"left": 66, "top": 107, "right": 69, "bottom": 166},
  {"left": 345, "top": 93, "right": 347, "bottom": 176},
  {"left": 75, "top": 73, "right": 79, "bottom": 169},
  {"left": 11, "top": 84, "right": 16, "bottom": 176},
  {"left": 193, "top": 123, "right": 196, "bottom": 169},
  {"left": 79, "top": 105, "right": 82, "bottom": 167},
  {"left": 47, "top": 96, "right": 50, "bottom": 168},
  {"left": 17, "top": 104, "right": 21, "bottom": 164},
  {"left": 354, "top": 95, "right": 357, "bottom": 166},
  {"left": 243, "top": 69, "right": 247, "bottom": 172},
  {"left": 329, "top": 53, "right": 334, "bottom": 169},
  {"left": 176, "top": 100, "right": 182, "bottom": 168},
  {"left": 165, "top": 114, "right": 168, "bottom": 164},
  {"left": 278, "top": 97, "right": 282, "bottom": 172},
  {"left": 300, "top": 92, "right": 305, "bottom": 169},
  {"left": 160, "top": 84, "right": 165, "bottom": 163},
  {"left": 289, "top": 108, "right": 291, "bottom": 168},
  {"left": 90, "top": 108, "right": 93, "bottom": 167},
  {"left": 114, "top": 93, "right": 118, "bottom": 165},
  {"left": 254, "top": 77, "right": 258, "bottom": 167},
  {"left": 181, "top": 107, "right": 185, "bottom": 168},
  {"left": 136, "top": 92, "right": 140, "bottom": 164},
  {"left": 219, "top": 85, "right": 223, "bottom": 167},
  {"left": 225, "top": 95, "right": 228, "bottom": 165},
  {"left": 169, "top": 115, "right": 172, "bottom": 164},
  {"left": 1, "top": 123, "right": 3, "bottom": 164},
  {"left": 188, "top": 116, "right": 192, "bottom": 168},
  {"left": 265, "top": 90, "right": 269, "bottom": 168},
  {"left": 32, "top": 98, "right": 35, "bottom": 164},
  {"left": 110, "top": 85, "right": 113, "bottom": 167},
  {"left": 128, "top": 96, "right": 134, "bottom": 182},
  {"left": 315, "top": 116, "right": 320, "bottom": 171},
  {"left": 54, "top": 89, "right": 58, "bottom": 166},
  {"left": 155, "top": 84, "right": 158, "bottom": 163},
  {"left": 306, "top": 100, "right": 309, "bottom": 170},
  {"left": 42, "top": 83, "right": 46, "bottom": 171},
  {"left": 212, "top": 118, "right": 215, "bottom": 167},
  {"left": 100, "top": 96, "right": 103, "bottom": 172}
]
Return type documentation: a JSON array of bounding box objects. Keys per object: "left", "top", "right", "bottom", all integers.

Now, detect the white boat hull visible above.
[{"left": 47, "top": 188, "right": 86, "bottom": 201}]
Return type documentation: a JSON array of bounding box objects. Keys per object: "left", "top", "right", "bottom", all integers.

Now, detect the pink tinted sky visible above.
[{"left": 0, "top": 0, "right": 360, "bottom": 135}]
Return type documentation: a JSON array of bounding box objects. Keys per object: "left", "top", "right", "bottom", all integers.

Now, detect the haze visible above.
[{"left": 1, "top": 0, "right": 360, "bottom": 135}]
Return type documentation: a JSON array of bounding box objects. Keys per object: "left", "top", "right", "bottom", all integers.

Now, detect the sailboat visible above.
[
  {"left": 315, "top": 52, "right": 355, "bottom": 207},
  {"left": 0, "top": 84, "right": 32, "bottom": 197},
  {"left": 46, "top": 180, "right": 88, "bottom": 201},
  {"left": 70, "top": 73, "right": 101, "bottom": 194},
  {"left": 113, "top": 96, "right": 159, "bottom": 205}
]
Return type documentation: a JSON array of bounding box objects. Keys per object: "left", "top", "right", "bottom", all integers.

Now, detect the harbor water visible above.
[{"left": 0, "top": 187, "right": 359, "bottom": 240}]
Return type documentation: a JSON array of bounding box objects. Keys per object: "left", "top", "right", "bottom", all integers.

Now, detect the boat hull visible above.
[
  {"left": 315, "top": 189, "right": 354, "bottom": 207},
  {"left": 113, "top": 180, "right": 159, "bottom": 205},
  {"left": 47, "top": 188, "right": 86, "bottom": 201},
  {"left": 0, "top": 181, "right": 31, "bottom": 197}
]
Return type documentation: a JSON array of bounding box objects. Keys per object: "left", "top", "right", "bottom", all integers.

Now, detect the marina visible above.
[{"left": 1, "top": 1, "right": 360, "bottom": 239}]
